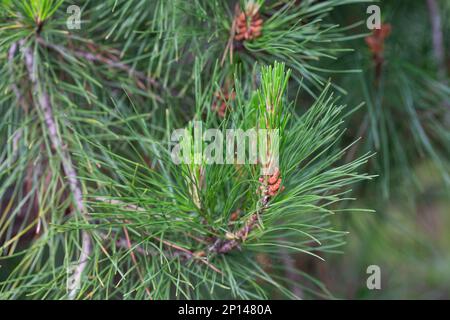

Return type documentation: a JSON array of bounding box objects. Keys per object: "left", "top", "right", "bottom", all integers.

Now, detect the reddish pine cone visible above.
[
  {"left": 258, "top": 167, "right": 285, "bottom": 197},
  {"left": 365, "top": 23, "right": 391, "bottom": 56},
  {"left": 234, "top": 4, "right": 263, "bottom": 41}
]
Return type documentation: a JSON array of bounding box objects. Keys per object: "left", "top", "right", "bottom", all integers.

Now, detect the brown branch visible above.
[
  {"left": 221, "top": 4, "right": 240, "bottom": 66},
  {"left": 21, "top": 42, "right": 91, "bottom": 299},
  {"left": 208, "top": 196, "right": 270, "bottom": 254}
]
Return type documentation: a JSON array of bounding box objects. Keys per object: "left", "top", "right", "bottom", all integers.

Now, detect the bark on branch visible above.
[{"left": 21, "top": 42, "right": 91, "bottom": 300}]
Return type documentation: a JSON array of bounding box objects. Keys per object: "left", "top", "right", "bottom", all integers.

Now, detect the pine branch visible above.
[
  {"left": 0, "top": 0, "right": 387, "bottom": 300},
  {"left": 208, "top": 198, "right": 269, "bottom": 254}
]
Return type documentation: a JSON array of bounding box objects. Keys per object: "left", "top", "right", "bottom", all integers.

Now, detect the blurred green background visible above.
[{"left": 294, "top": 0, "right": 450, "bottom": 299}]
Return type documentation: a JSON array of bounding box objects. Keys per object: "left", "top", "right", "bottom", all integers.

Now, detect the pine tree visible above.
[{"left": 0, "top": 0, "right": 448, "bottom": 300}]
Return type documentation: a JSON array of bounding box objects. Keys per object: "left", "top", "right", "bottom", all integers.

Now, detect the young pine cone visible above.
[
  {"left": 365, "top": 23, "right": 391, "bottom": 57},
  {"left": 234, "top": 5, "right": 263, "bottom": 42}
]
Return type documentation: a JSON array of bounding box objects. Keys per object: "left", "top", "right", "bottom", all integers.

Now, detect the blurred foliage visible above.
[
  {"left": 318, "top": 160, "right": 450, "bottom": 299},
  {"left": 0, "top": 0, "right": 449, "bottom": 300}
]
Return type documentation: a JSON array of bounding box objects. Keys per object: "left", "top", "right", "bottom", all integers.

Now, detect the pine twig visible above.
[
  {"left": 208, "top": 196, "right": 270, "bottom": 254},
  {"left": 221, "top": 3, "right": 239, "bottom": 66},
  {"left": 21, "top": 42, "right": 91, "bottom": 300}
]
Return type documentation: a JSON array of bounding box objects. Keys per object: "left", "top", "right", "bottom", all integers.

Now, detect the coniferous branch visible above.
[
  {"left": 18, "top": 40, "right": 92, "bottom": 300},
  {"left": 0, "top": 57, "right": 373, "bottom": 298},
  {"left": 0, "top": 0, "right": 447, "bottom": 301},
  {"left": 6, "top": 62, "right": 372, "bottom": 297},
  {"left": 0, "top": 1, "right": 98, "bottom": 298},
  {"left": 82, "top": 0, "right": 370, "bottom": 100},
  {"left": 10, "top": 0, "right": 449, "bottom": 300}
]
